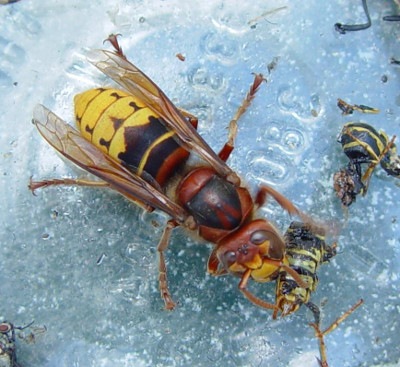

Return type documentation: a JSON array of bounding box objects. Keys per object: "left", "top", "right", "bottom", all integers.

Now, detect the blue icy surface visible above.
[{"left": 0, "top": 0, "right": 400, "bottom": 366}]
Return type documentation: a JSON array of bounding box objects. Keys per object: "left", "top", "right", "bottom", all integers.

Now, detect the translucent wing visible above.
[
  {"left": 32, "top": 104, "right": 188, "bottom": 223},
  {"left": 87, "top": 49, "right": 236, "bottom": 181}
]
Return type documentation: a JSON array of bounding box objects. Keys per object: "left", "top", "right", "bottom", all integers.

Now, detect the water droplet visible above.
[
  {"left": 277, "top": 86, "right": 300, "bottom": 113},
  {"left": 187, "top": 66, "right": 226, "bottom": 92},
  {"left": 266, "top": 126, "right": 281, "bottom": 141},
  {"left": 282, "top": 129, "right": 305, "bottom": 153},
  {"left": 201, "top": 31, "right": 239, "bottom": 65},
  {"left": 246, "top": 149, "right": 292, "bottom": 186},
  {"left": 277, "top": 86, "right": 322, "bottom": 122}
]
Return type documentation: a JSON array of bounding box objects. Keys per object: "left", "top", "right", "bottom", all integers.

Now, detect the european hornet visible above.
[
  {"left": 272, "top": 222, "right": 362, "bottom": 366},
  {"left": 30, "top": 35, "right": 315, "bottom": 310},
  {"left": 334, "top": 122, "right": 399, "bottom": 207}
]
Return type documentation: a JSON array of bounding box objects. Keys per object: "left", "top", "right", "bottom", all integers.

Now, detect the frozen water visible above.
[{"left": 0, "top": 0, "right": 400, "bottom": 366}]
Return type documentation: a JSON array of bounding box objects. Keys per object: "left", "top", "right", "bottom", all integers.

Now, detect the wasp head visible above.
[{"left": 215, "top": 219, "right": 285, "bottom": 278}]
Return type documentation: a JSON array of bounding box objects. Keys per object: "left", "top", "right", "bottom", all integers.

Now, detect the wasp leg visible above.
[
  {"left": 305, "top": 301, "right": 321, "bottom": 325},
  {"left": 157, "top": 219, "right": 179, "bottom": 310},
  {"left": 218, "top": 73, "right": 266, "bottom": 162},
  {"left": 361, "top": 135, "right": 397, "bottom": 194},
  {"left": 344, "top": 128, "right": 381, "bottom": 163},
  {"left": 104, "top": 34, "right": 125, "bottom": 59},
  {"left": 256, "top": 185, "right": 326, "bottom": 252},
  {"left": 279, "top": 262, "right": 310, "bottom": 289},
  {"left": 238, "top": 269, "right": 278, "bottom": 310},
  {"left": 255, "top": 184, "right": 315, "bottom": 226},
  {"left": 343, "top": 129, "right": 380, "bottom": 195},
  {"left": 256, "top": 185, "right": 327, "bottom": 249},
  {"left": 207, "top": 247, "right": 228, "bottom": 276},
  {"left": 309, "top": 299, "right": 364, "bottom": 367},
  {"left": 28, "top": 177, "right": 110, "bottom": 194},
  {"left": 176, "top": 108, "right": 198, "bottom": 129}
]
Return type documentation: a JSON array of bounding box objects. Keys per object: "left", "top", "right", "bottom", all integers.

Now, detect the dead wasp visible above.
[
  {"left": 271, "top": 222, "right": 362, "bottom": 366},
  {"left": 30, "top": 35, "right": 316, "bottom": 311},
  {"left": 337, "top": 98, "right": 379, "bottom": 116},
  {"left": 0, "top": 321, "right": 36, "bottom": 367},
  {"left": 272, "top": 221, "right": 336, "bottom": 323},
  {"left": 334, "top": 122, "right": 399, "bottom": 207}
]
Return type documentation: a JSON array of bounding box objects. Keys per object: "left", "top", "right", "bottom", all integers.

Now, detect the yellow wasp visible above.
[
  {"left": 272, "top": 222, "right": 363, "bottom": 367},
  {"left": 334, "top": 122, "right": 399, "bottom": 207},
  {"left": 273, "top": 221, "right": 336, "bottom": 321}
]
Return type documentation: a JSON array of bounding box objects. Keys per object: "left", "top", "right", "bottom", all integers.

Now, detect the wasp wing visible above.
[
  {"left": 32, "top": 104, "right": 187, "bottom": 223},
  {"left": 87, "top": 49, "right": 235, "bottom": 180}
]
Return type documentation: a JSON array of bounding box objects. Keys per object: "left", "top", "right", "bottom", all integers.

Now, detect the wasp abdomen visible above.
[
  {"left": 74, "top": 88, "right": 190, "bottom": 186},
  {"left": 338, "top": 122, "right": 386, "bottom": 163}
]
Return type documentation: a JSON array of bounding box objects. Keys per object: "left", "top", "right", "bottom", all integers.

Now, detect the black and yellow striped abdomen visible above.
[
  {"left": 338, "top": 122, "right": 388, "bottom": 164},
  {"left": 74, "top": 88, "right": 190, "bottom": 186},
  {"left": 274, "top": 222, "right": 336, "bottom": 318}
]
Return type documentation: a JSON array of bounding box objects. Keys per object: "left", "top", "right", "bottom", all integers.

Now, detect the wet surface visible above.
[{"left": 0, "top": 1, "right": 399, "bottom": 366}]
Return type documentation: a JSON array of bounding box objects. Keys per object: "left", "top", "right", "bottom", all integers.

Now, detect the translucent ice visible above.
[{"left": 1, "top": 0, "right": 399, "bottom": 366}]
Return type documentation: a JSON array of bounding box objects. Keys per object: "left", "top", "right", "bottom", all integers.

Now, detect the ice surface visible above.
[{"left": 0, "top": 0, "right": 400, "bottom": 366}]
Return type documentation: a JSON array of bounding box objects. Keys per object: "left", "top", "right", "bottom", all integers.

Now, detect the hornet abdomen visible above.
[{"left": 75, "top": 88, "right": 190, "bottom": 186}]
